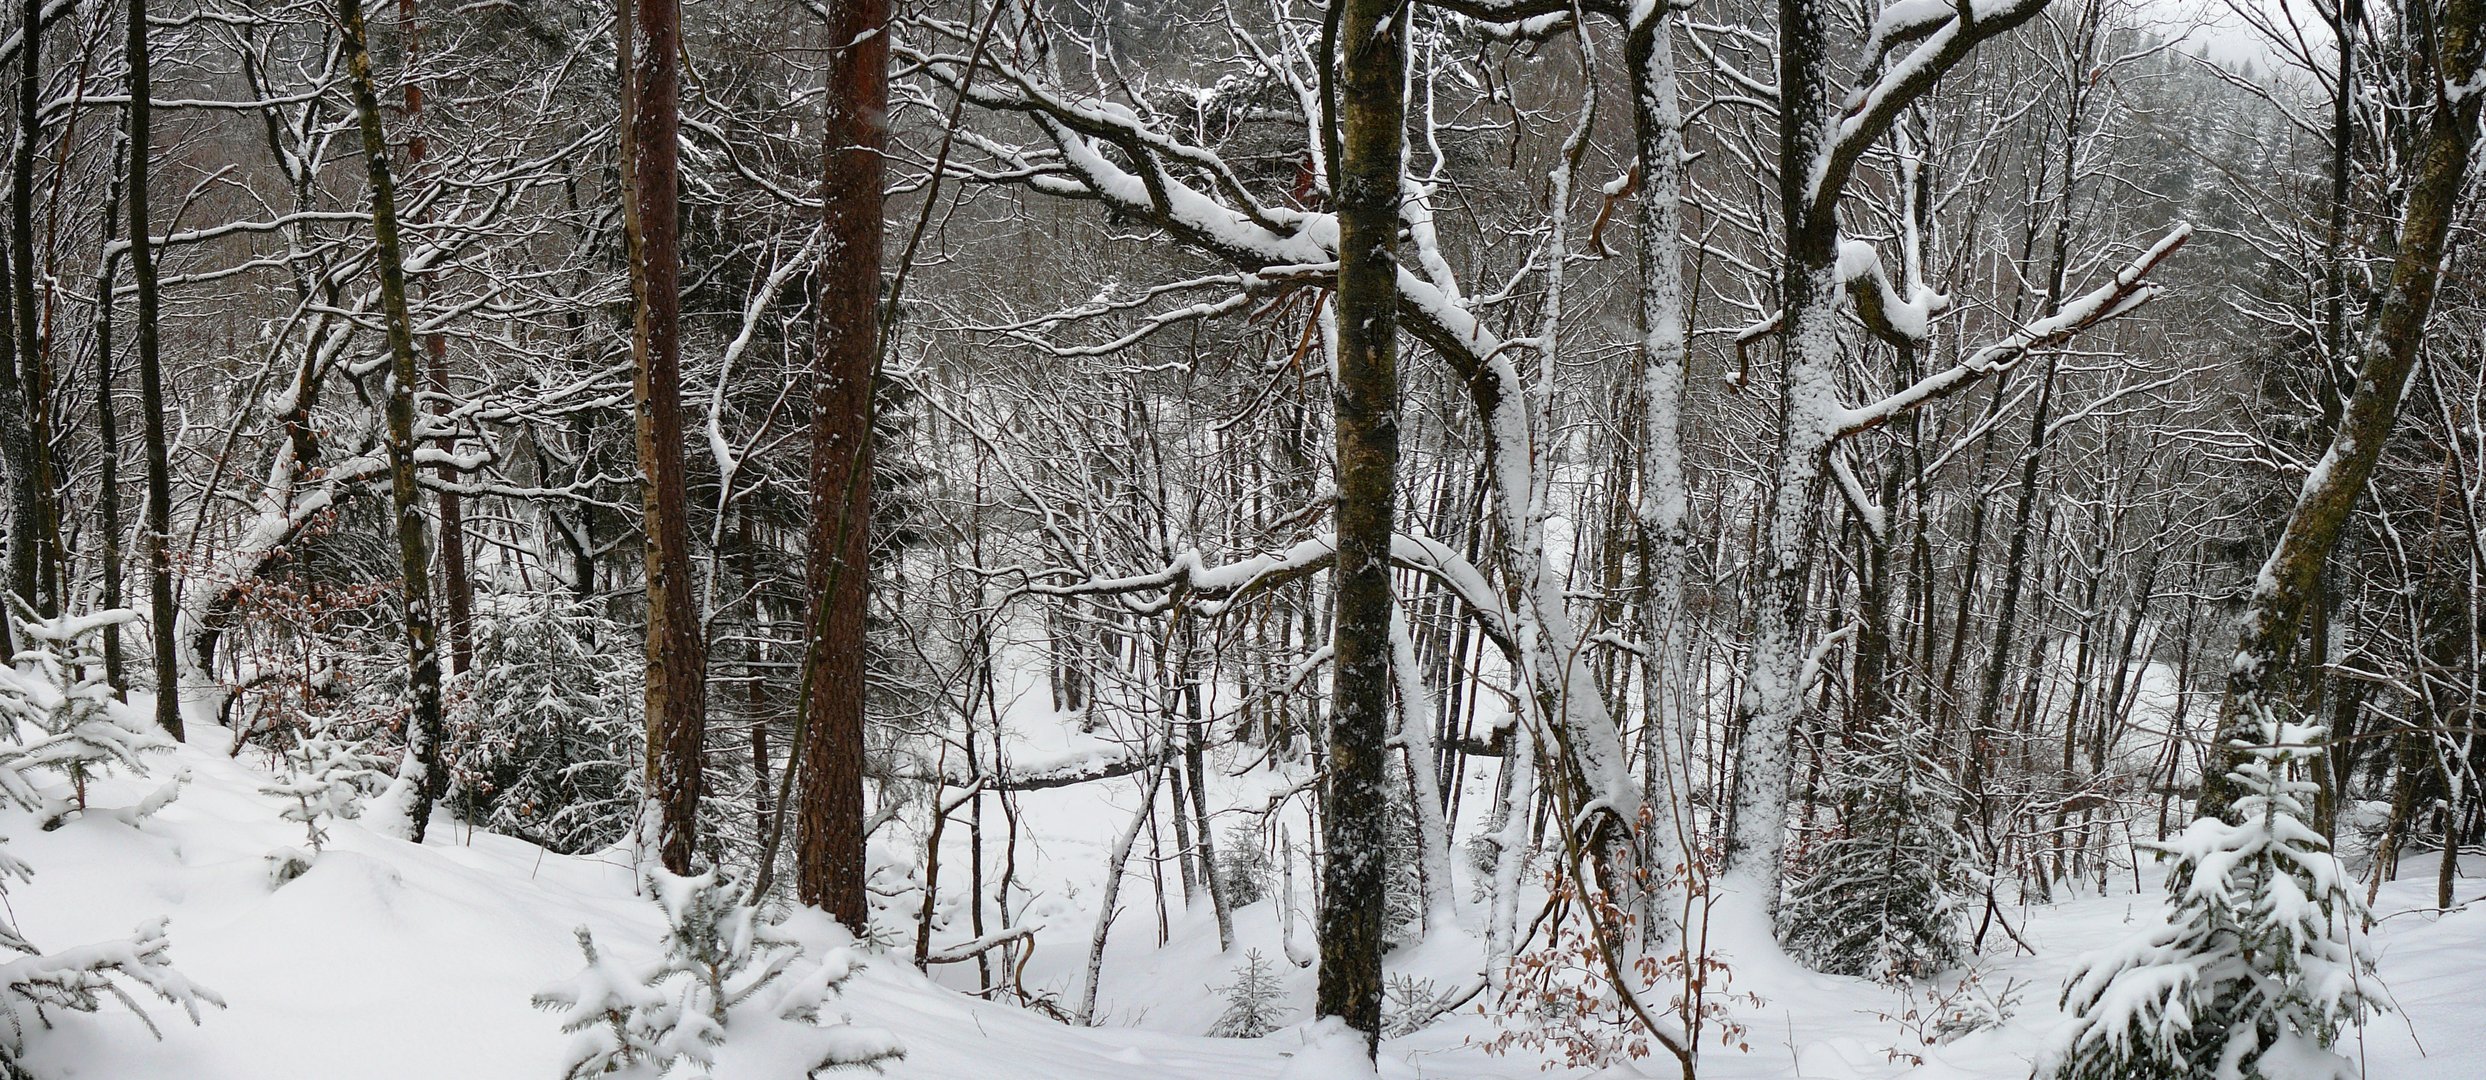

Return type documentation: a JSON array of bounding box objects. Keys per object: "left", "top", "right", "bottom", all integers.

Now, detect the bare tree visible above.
[
  {"left": 338, "top": 0, "right": 446, "bottom": 838},
  {"left": 127, "top": 0, "right": 178, "bottom": 739}
]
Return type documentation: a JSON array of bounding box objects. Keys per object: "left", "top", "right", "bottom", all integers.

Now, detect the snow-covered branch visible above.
[{"left": 1834, "top": 224, "right": 2192, "bottom": 438}]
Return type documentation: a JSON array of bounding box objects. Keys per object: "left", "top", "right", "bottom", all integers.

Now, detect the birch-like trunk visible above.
[
  {"left": 1720, "top": 0, "right": 1844, "bottom": 906},
  {"left": 1626, "top": 3, "right": 1690, "bottom": 947}
]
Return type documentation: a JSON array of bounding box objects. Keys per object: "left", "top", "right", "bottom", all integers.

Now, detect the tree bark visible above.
[
  {"left": 0, "top": 193, "right": 26, "bottom": 662},
  {"left": 622, "top": 0, "right": 707, "bottom": 874},
  {"left": 400, "top": 0, "right": 474, "bottom": 678},
  {"left": 2204, "top": 0, "right": 2485, "bottom": 816},
  {"left": 1626, "top": 3, "right": 1690, "bottom": 949},
  {"left": 794, "top": 0, "right": 887, "bottom": 932},
  {"left": 340, "top": 0, "right": 445, "bottom": 833},
  {"left": 9, "top": 0, "right": 60, "bottom": 623},
  {"left": 1721, "top": 0, "right": 2048, "bottom": 906},
  {"left": 1719, "top": 0, "right": 1843, "bottom": 904},
  {"left": 128, "top": 0, "right": 181, "bottom": 740},
  {"left": 91, "top": 150, "right": 127, "bottom": 694},
  {"left": 1318, "top": 0, "right": 1402, "bottom": 1050}
]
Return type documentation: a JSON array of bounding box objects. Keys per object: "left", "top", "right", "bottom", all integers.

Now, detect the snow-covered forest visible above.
[{"left": 0, "top": 0, "right": 2479, "bottom": 1074}]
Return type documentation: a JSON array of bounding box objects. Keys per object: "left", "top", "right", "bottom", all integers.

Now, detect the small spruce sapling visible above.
[
  {"left": 1206, "top": 948, "right": 1289, "bottom": 1038},
  {"left": 449, "top": 595, "right": 640, "bottom": 853},
  {"left": 1779, "top": 723, "right": 1969, "bottom": 982},
  {"left": 1379, "top": 973, "right": 1443, "bottom": 1037},
  {"left": 0, "top": 610, "right": 169, "bottom": 816},
  {"left": 1380, "top": 779, "right": 1424, "bottom": 940},
  {"left": 534, "top": 927, "right": 673, "bottom": 1080},
  {"left": 0, "top": 618, "right": 223, "bottom": 1077},
  {"left": 534, "top": 870, "right": 900, "bottom": 1077},
  {"left": 0, "top": 902, "right": 225, "bottom": 1080},
  {"left": 2046, "top": 714, "right": 2380, "bottom": 1080},
  {"left": 260, "top": 735, "right": 389, "bottom": 884},
  {"left": 1212, "top": 821, "right": 1271, "bottom": 909}
]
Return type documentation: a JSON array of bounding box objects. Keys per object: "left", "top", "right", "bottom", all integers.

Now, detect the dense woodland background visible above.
[{"left": 0, "top": 0, "right": 2480, "bottom": 1074}]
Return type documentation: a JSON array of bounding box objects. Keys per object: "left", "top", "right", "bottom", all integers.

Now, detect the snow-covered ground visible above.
[{"left": 6, "top": 693, "right": 2480, "bottom": 1079}]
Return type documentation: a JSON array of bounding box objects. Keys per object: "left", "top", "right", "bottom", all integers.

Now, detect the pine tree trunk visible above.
[
  {"left": 127, "top": 0, "right": 182, "bottom": 740},
  {"left": 621, "top": 0, "right": 707, "bottom": 874},
  {"left": 795, "top": 0, "right": 886, "bottom": 932},
  {"left": 2204, "top": 0, "right": 2484, "bottom": 817},
  {"left": 1318, "top": 0, "right": 1401, "bottom": 1049},
  {"left": 339, "top": 0, "right": 444, "bottom": 834}
]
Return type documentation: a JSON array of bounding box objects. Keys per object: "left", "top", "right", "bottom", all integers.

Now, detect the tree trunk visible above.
[
  {"left": 622, "top": 0, "right": 707, "bottom": 874},
  {"left": 400, "top": 0, "right": 474, "bottom": 678},
  {"left": 0, "top": 191, "right": 24, "bottom": 662},
  {"left": 0, "top": 0, "right": 37, "bottom": 656},
  {"left": 1318, "top": 0, "right": 1402, "bottom": 1050},
  {"left": 127, "top": 0, "right": 182, "bottom": 740},
  {"left": 2204, "top": 0, "right": 2484, "bottom": 816},
  {"left": 91, "top": 150, "right": 128, "bottom": 694},
  {"left": 1719, "top": 0, "right": 1841, "bottom": 903},
  {"left": 9, "top": 0, "right": 60, "bottom": 623},
  {"left": 1626, "top": 4, "right": 1690, "bottom": 949},
  {"left": 339, "top": 0, "right": 444, "bottom": 834},
  {"left": 794, "top": 0, "right": 887, "bottom": 931}
]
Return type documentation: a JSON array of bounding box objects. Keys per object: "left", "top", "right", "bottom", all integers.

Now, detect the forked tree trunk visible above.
[
  {"left": 1719, "top": 0, "right": 1843, "bottom": 904},
  {"left": 1317, "top": 0, "right": 1402, "bottom": 1050},
  {"left": 339, "top": 0, "right": 445, "bottom": 834},
  {"left": 795, "top": 0, "right": 887, "bottom": 932}
]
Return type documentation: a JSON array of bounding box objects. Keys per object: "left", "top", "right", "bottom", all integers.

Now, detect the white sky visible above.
[{"left": 2138, "top": 0, "right": 2344, "bottom": 74}]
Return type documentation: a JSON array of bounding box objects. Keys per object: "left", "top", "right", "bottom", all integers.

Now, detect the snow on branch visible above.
[
  {"left": 1733, "top": 237, "right": 1950, "bottom": 349},
  {"left": 1834, "top": 224, "right": 2192, "bottom": 438},
  {"left": 922, "top": 927, "right": 1037, "bottom": 965},
  {"left": 1807, "top": 0, "right": 2052, "bottom": 220},
  {"left": 1018, "top": 533, "right": 1514, "bottom": 646},
  {"left": 0, "top": 917, "right": 225, "bottom": 1051},
  {"left": 881, "top": 744, "right": 1153, "bottom": 793},
  {"left": 898, "top": 25, "right": 1520, "bottom": 383}
]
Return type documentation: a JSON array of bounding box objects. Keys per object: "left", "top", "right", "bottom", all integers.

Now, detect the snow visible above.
[
  {"left": 1277, "top": 1018, "right": 1379, "bottom": 1078},
  {"left": 1, "top": 671, "right": 2480, "bottom": 1080}
]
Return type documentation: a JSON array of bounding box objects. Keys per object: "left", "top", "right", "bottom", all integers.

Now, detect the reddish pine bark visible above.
[
  {"left": 795, "top": 0, "right": 888, "bottom": 934},
  {"left": 623, "top": 0, "right": 707, "bottom": 874}
]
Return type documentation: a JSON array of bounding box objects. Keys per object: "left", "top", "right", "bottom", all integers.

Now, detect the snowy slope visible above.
[{"left": 5, "top": 697, "right": 2481, "bottom": 1080}]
